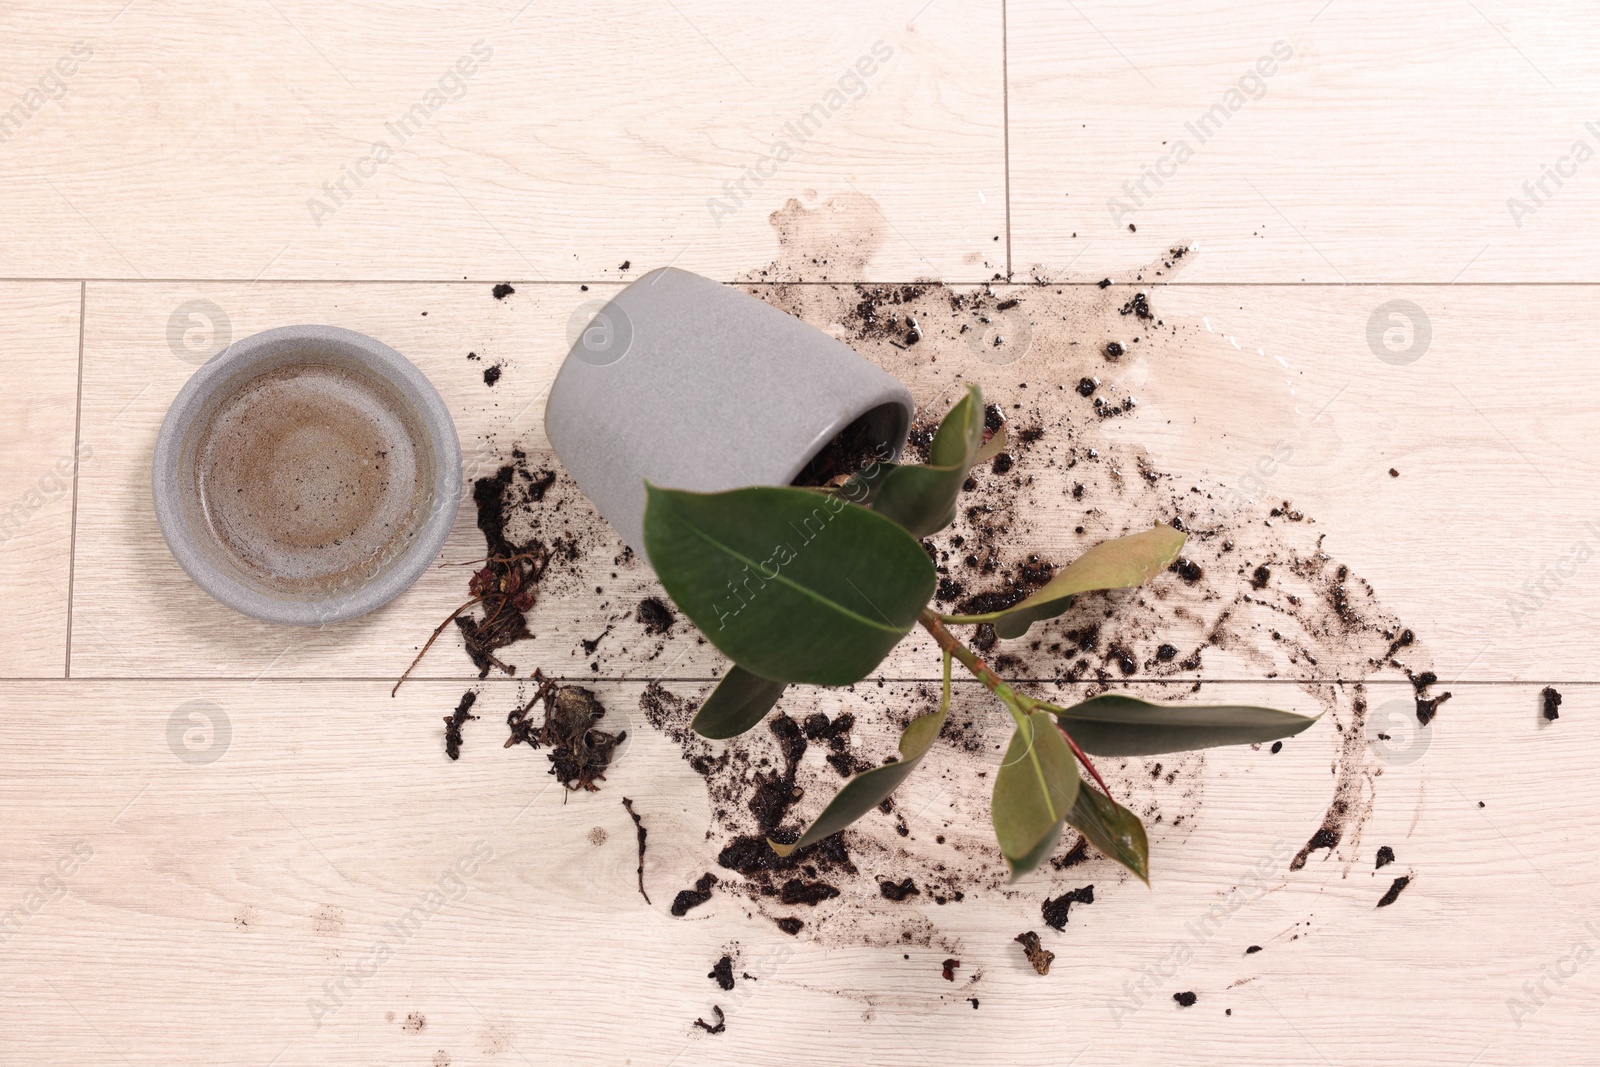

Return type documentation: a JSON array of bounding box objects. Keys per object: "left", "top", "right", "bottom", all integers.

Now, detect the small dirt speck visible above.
[
  {"left": 637, "top": 597, "right": 675, "bottom": 635},
  {"left": 1542, "top": 686, "right": 1562, "bottom": 721},
  {"left": 671, "top": 873, "right": 718, "bottom": 917},
  {"left": 1376, "top": 875, "right": 1411, "bottom": 907},
  {"left": 708, "top": 954, "right": 734, "bottom": 991}
]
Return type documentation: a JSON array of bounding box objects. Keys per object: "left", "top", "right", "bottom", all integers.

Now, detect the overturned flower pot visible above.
[{"left": 543, "top": 267, "right": 914, "bottom": 558}]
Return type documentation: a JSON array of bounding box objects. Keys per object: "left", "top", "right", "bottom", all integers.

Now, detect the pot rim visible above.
[{"left": 151, "top": 324, "right": 462, "bottom": 626}]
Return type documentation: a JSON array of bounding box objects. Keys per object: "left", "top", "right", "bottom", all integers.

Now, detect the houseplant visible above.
[{"left": 642, "top": 385, "right": 1317, "bottom": 880}]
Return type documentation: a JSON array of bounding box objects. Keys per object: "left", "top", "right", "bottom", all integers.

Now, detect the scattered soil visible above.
[
  {"left": 394, "top": 461, "right": 557, "bottom": 696},
  {"left": 483, "top": 364, "right": 503, "bottom": 387},
  {"left": 1245, "top": 945, "right": 1262, "bottom": 954},
  {"left": 705, "top": 225, "right": 1439, "bottom": 928},
  {"left": 437, "top": 194, "right": 1438, "bottom": 963},
  {"left": 1416, "top": 689, "right": 1452, "bottom": 726},
  {"left": 443, "top": 691, "right": 478, "bottom": 761},
  {"left": 879, "top": 877, "right": 919, "bottom": 901},
  {"left": 1375, "top": 845, "right": 1395, "bottom": 869},
  {"left": 492, "top": 283, "right": 515, "bottom": 300},
  {"left": 506, "top": 679, "right": 626, "bottom": 792},
  {"left": 708, "top": 955, "right": 735, "bottom": 991},
  {"left": 1042, "top": 885, "right": 1094, "bottom": 930},
  {"left": 637, "top": 597, "right": 675, "bottom": 635},
  {"left": 671, "top": 873, "right": 718, "bottom": 917},
  {"left": 780, "top": 878, "right": 840, "bottom": 906},
  {"left": 1174, "top": 992, "right": 1197, "bottom": 1008},
  {"left": 1542, "top": 686, "right": 1562, "bottom": 721},
  {"left": 1376, "top": 875, "right": 1411, "bottom": 907},
  {"left": 792, "top": 413, "right": 890, "bottom": 488},
  {"left": 623, "top": 797, "right": 650, "bottom": 904},
  {"left": 1015, "top": 931, "right": 1055, "bottom": 975}
]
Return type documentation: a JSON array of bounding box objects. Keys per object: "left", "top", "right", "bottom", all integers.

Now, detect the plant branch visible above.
[
  {"left": 392, "top": 596, "right": 480, "bottom": 698},
  {"left": 917, "top": 609, "right": 1113, "bottom": 798},
  {"left": 1054, "top": 722, "right": 1112, "bottom": 799},
  {"left": 935, "top": 610, "right": 1007, "bottom": 625},
  {"left": 919, "top": 609, "right": 1024, "bottom": 710}
]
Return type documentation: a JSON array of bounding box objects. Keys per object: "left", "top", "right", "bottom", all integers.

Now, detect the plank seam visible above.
[
  {"left": 4, "top": 677, "right": 1586, "bottom": 686},
  {"left": 1001, "top": 0, "right": 1013, "bottom": 280},
  {"left": 8, "top": 279, "right": 1600, "bottom": 287},
  {"left": 62, "top": 281, "right": 87, "bottom": 679}
]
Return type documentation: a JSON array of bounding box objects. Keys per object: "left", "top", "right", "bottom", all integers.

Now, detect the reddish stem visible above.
[
  {"left": 1055, "top": 722, "right": 1112, "bottom": 799},
  {"left": 918, "top": 610, "right": 1113, "bottom": 800},
  {"left": 391, "top": 596, "right": 481, "bottom": 697}
]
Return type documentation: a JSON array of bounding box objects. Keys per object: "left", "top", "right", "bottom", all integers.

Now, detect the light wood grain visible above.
[
  {"left": 0, "top": 679, "right": 1590, "bottom": 1066},
  {"left": 0, "top": 283, "right": 82, "bottom": 676},
  {"left": 69, "top": 281, "right": 1600, "bottom": 683},
  {"left": 1008, "top": 0, "right": 1600, "bottom": 281},
  {"left": 5, "top": 1, "right": 1600, "bottom": 1063},
  {"left": 0, "top": 1, "right": 1003, "bottom": 282}
]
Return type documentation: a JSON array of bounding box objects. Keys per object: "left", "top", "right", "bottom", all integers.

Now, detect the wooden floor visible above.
[{"left": 2, "top": 3, "right": 1597, "bottom": 1064}]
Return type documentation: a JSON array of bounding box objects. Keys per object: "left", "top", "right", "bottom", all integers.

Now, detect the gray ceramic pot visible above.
[
  {"left": 153, "top": 324, "right": 462, "bottom": 626},
  {"left": 544, "top": 268, "right": 914, "bottom": 559}
]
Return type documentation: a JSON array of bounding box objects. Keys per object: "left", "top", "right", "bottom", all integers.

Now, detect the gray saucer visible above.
[{"left": 152, "top": 324, "right": 462, "bottom": 626}]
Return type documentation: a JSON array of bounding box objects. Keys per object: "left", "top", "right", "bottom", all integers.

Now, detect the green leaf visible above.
[
  {"left": 837, "top": 460, "right": 897, "bottom": 508},
  {"left": 642, "top": 484, "right": 936, "bottom": 686},
  {"left": 1051, "top": 694, "right": 1320, "bottom": 756},
  {"left": 992, "top": 710, "right": 1080, "bottom": 879},
  {"left": 928, "top": 385, "right": 985, "bottom": 467},
  {"left": 771, "top": 652, "right": 953, "bottom": 857},
  {"left": 1066, "top": 783, "right": 1150, "bottom": 884},
  {"left": 691, "top": 666, "right": 788, "bottom": 740},
  {"left": 869, "top": 386, "right": 984, "bottom": 539},
  {"left": 991, "top": 525, "right": 1186, "bottom": 639},
  {"left": 870, "top": 465, "right": 966, "bottom": 539}
]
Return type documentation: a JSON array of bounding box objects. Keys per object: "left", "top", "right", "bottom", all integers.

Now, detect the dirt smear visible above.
[
  {"left": 467, "top": 193, "right": 1435, "bottom": 952},
  {"left": 731, "top": 196, "right": 1436, "bottom": 891}
]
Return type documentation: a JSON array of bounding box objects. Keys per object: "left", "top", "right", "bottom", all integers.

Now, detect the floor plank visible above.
[
  {"left": 1007, "top": 1, "right": 1600, "bottom": 281},
  {"left": 0, "top": 678, "right": 1588, "bottom": 1065},
  {"left": 3, "top": 3, "right": 1598, "bottom": 1062},
  {"left": 0, "top": 1, "right": 1003, "bottom": 282},
  {"left": 0, "top": 283, "right": 83, "bottom": 676},
  {"left": 68, "top": 280, "right": 1599, "bottom": 683}
]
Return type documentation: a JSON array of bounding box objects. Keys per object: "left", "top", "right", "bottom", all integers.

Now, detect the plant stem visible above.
[
  {"left": 917, "top": 609, "right": 1113, "bottom": 798},
  {"left": 934, "top": 610, "right": 1007, "bottom": 625},
  {"left": 1053, "top": 723, "right": 1112, "bottom": 799},
  {"left": 392, "top": 596, "right": 480, "bottom": 698}
]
